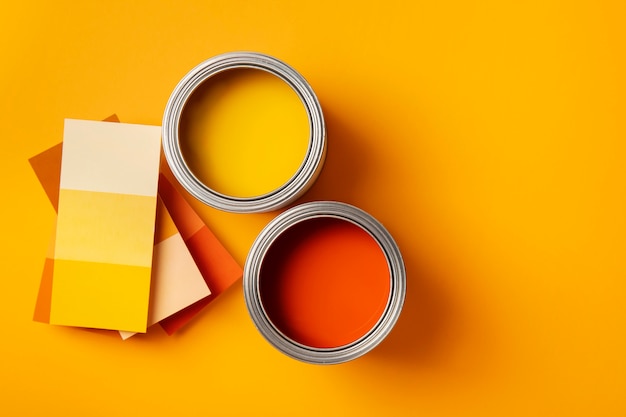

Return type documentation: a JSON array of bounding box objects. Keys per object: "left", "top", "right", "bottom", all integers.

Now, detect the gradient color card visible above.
[
  {"left": 118, "top": 197, "right": 211, "bottom": 340},
  {"left": 49, "top": 119, "right": 161, "bottom": 332},
  {"left": 29, "top": 127, "right": 237, "bottom": 335}
]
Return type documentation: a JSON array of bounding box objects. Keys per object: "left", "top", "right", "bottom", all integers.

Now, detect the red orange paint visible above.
[{"left": 259, "top": 217, "right": 390, "bottom": 348}]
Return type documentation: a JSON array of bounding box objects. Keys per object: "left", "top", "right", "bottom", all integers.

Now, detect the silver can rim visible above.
[
  {"left": 243, "top": 201, "right": 406, "bottom": 364},
  {"left": 162, "top": 52, "right": 326, "bottom": 213}
]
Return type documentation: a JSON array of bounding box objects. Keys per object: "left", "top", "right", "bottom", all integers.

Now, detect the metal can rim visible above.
[
  {"left": 243, "top": 201, "right": 406, "bottom": 364},
  {"left": 162, "top": 52, "right": 326, "bottom": 213}
]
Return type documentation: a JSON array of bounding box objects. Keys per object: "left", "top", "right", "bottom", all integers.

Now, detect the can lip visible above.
[
  {"left": 162, "top": 51, "right": 326, "bottom": 213},
  {"left": 243, "top": 201, "right": 406, "bottom": 364}
]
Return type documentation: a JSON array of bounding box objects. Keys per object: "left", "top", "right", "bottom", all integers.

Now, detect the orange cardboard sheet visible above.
[
  {"left": 30, "top": 115, "right": 242, "bottom": 334},
  {"left": 157, "top": 173, "right": 242, "bottom": 335}
]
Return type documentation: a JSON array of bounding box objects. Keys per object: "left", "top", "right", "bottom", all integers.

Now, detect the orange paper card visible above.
[{"left": 157, "top": 173, "right": 242, "bottom": 335}]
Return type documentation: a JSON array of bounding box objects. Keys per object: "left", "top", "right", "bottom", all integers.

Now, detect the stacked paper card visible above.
[{"left": 29, "top": 117, "right": 242, "bottom": 338}]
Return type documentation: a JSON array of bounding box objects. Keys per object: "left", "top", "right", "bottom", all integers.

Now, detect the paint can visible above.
[
  {"left": 162, "top": 52, "right": 326, "bottom": 213},
  {"left": 243, "top": 201, "right": 406, "bottom": 364}
]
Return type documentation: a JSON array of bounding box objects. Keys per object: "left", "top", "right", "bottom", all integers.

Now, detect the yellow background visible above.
[{"left": 1, "top": 0, "right": 625, "bottom": 415}]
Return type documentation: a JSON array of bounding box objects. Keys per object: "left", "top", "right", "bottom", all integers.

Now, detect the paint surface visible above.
[
  {"left": 179, "top": 68, "right": 310, "bottom": 198},
  {"left": 259, "top": 217, "right": 391, "bottom": 348}
]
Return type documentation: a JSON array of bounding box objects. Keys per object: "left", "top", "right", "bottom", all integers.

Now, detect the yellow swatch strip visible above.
[
  {"left": 50, "top": 119, "right": 161, "bottom": 333},
  {"left": 52, "top": 260, "right": 152, "bottom": 332},
  {"left": 54, "top": 190, "right": 156, "bottom": 266}
]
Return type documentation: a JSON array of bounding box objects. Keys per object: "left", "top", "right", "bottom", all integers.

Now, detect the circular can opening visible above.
[
  {"left": 162, "top": 52, "right": 326, "bottom": 213},
  {"left": 259, "top": 216, "right": 391, "bottom": 349},
  {"left": 244, "top": 201, "right": 406, "bottom": 364},
  {"left": 179, "top": 67, "right": 310, "bottom": 199}
]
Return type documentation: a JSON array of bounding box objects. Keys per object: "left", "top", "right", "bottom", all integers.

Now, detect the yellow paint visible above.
[
  {"left": 179, "top": 68, "right": 310, "bottom": 198},
  {"left": 50, "top": 260, "right": 151, "bottom": 332},
  {"left": 54, "top": 189, "right": 156, "bottom": 267}
]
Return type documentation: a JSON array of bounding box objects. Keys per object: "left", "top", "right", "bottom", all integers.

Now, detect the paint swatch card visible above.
[
  {"left": 156, "top": 173, "right": 243, "bottom": 335},
  {"left": 30, "top": 116, "right": 242, "bottom": 336},
  {"left": 30, "top": 142, "right": 212, "bottom": 337},
  {"left": 118, "top": 198, "right": 211, "bottom": 339},
  {"left": 49, "top": 119, "right": 161, "bottom": 333}
]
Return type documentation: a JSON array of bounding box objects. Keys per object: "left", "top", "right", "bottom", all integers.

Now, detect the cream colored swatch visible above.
[
  {"left": 59, "top": 119, "right": 161, "bottom": 196},
  {"left": 119, "top": 232, "right": 211, "bottom": 339}
]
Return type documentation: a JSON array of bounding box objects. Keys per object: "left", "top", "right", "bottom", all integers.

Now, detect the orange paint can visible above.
[{"left": 244, "top": 201, "right": 406, "bottom": 364}]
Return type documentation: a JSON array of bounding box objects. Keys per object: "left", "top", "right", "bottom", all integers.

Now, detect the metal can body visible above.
[
  {"left": 244, "top": 201, "right": 406, "bottom": 364},
  {"left": 162, "top": 52, "right": 326, "bottom": 213}
]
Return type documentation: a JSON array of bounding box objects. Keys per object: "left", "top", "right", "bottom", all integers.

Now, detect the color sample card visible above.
[
  {"left": 30, "top": 116, "right": 241, "bottom": 336},
  {"left": 32, "top": 224, "right": 56, "bottom": 324},
  {"left": 30, "top": 147, "right": 213, "bottom": 336},
  {"left": 157, "top": 173, "right": 243, "bottom": 335},
  {"left": 49, "top": 119, "right": 161, "bottom": 332},
  {"left": 118, "top": 198, "right": 211, "bottom": 339}
]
